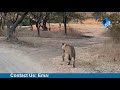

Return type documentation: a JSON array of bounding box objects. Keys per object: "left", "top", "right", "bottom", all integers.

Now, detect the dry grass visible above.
[
  {"left": 100, "top": 39, "right": 120, "bottom": 62},
  {"left": 72, "top": 40, "right": 120, "bottom": 72},
  {"left": 109, "top": 25, "right": 120, "bottom": 43}
]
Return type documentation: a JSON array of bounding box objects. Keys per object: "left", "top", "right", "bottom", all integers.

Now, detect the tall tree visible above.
[
  {"left": 42, "top": 12, "right": 50, "bottom": 31},
  {"left": 6, "top": 12, "right": 28, "bottom": 41},
  {"left": 30, "top": 12, "right": 42, "bottom": 37},
  {"left": 55, "top": 12, "right": 83, "bottom": 35},
  {"left": 63, "top": 12, "right": 67, "bottom": 35}
]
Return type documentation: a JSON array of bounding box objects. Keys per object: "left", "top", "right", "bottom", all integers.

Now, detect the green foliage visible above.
[
  {"left": 108, "top": 13, "right": 120, "bottom": 25},
  {"left": 92, "top": 12, "right": 120, "bottom": 42},
  {"left": 92, "top": 12, "right": 108, "bottom": 22},
  {"left": 67, "top": 12, "right": 84, "bottom": 22},
  {"left": 49, "top": 12, "right": 63, "bottom": 23},
  {"left": 21, "top": 17, "right": 30, "bottom": 26},
  {"left": 49, "top": 12, "right": 85, "bottom": 23},
  {"left": 106, "top": 13, "right": 120, "bottom": 42},
  {"left": 25, "top": 12, "right": 86, "bottom": 24},
  {"left": 21, "top": 17, "right": 36, "bottom": 26}
]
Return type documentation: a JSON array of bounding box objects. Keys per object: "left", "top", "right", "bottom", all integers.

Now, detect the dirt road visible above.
[
  {"left": 0, "top": 41, "right": 44, "bottom": 73},
  {"left": 0, "top": 37, "right": 106, "bottom": 73}
]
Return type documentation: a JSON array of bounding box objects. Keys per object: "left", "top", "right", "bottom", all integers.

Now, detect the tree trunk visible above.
[
  {"left": 0, "top": 19, "right": 2, "bottom": 36},
  {"left": 0, "top": 17, "right": 5, "bottom": 30},
  {"left": 59, "top": 23, "right": 61, "bottom": 30},
  {"left": 35, "top": 16, "right": 41, "bottom": 37},
  {"left": 11, "top": 12, "right": 28, "bottom": 32},
  {"left": 30, "top": 23, "right": 33, "bottom": 31},
  {"left": 29, "top": 18, "right": 33, "bottom": 30},
  {"left": 0, "top": 12, "right": 6, "bottom": 30},
  {"left": 0, "top": 29, "right": 2, "bottom": 36},
  {"left": 6, "top": 20, "right": 15, "bottom": 40},
  {"left": 1, "top": 18, "right": 5, "bottom": 30},
  {"left": 42, "top": 19, "right": 48, "bottom": 31},
  {"left": 48, "top": 23, "right": 50, "bottom": 31},
  {"left": 42, "top": 13, "right": 50, "bottom": 31},
  {"left": 64, "top": 15, "right": 67, "bottom": 35},
  {"left": 7, "top": 12, "right": 28, "bottom": 41},
  {"left": 48, "top": 19, "right": 51, "bottom": 31},
  {"left": 36, "top": 21, "right": 40, "bottom": 37}
]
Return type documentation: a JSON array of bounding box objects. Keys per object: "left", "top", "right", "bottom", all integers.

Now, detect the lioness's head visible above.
[{"left": 62, "top": 43, "right": 67, "bottom": 50}]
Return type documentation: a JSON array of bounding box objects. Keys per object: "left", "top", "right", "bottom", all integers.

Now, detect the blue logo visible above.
[{"left": 102, "top": 18, "right": 111, "bottom": 28}]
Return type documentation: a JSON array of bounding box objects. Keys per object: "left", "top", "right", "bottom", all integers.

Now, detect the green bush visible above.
[
  {"left": 92, "top": 12, "right": 108, "bottom": 22},
  {"left": 21, "top": 18, "right": 36, "bottom": 26},
  {"left": 106, "top": 13, "right": 120, "bottom": 43},
  {"left": 108, "top": 13, "right": 120, "bottom": 25},
  {"left": 21, "top": 18, "right": 30, "bottom": 26}
]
